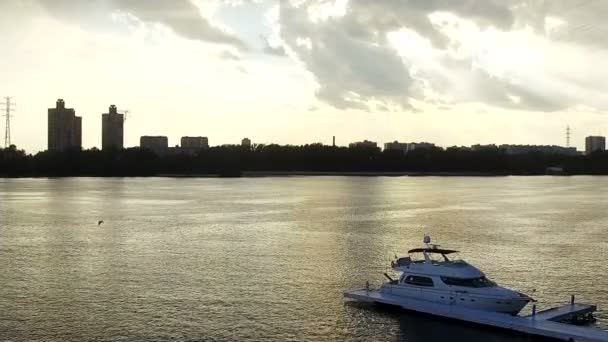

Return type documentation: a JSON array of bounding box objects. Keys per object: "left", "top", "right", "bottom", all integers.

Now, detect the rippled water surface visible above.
[{"left": 1, "top": 177, "right": 608, "bottom": 341}]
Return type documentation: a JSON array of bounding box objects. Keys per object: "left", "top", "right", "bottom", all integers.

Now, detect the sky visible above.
[{"left": 1, "top": 0, "right": 608, "bottom": 152}]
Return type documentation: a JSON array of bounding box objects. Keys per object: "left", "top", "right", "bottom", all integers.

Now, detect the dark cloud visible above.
[
  {"left": 279, "top": 2, "right": 415, "bottom": 111},
  {"left": 259, "top": 34, "right": 287, "bottom": 56},
  {"left": 114, "top": 0, "right": 246, "bottom": 48},
  {"left": 264, "top": 44, "right": 287, "bottom": 56},
  {"left": 344, "top": 0, "right": 515, "bottom": 49},
  {"left": 519, "top": 0, "right": 608, "bottom": 48},
  {"left": 34, "top": 0, "right": 246, "bottom": 49}
]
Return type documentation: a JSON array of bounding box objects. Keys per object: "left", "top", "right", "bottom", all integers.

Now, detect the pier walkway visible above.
[
  {"left": 528, "top": 303, "right": 597, "bottom": 322},
  {"left": 345, "top": 289, "right": 608, "bottom": 342}
]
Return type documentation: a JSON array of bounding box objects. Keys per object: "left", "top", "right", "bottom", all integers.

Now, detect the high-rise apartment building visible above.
[
  {"left": 102, "top": 105, "right": 124, "bottom": 150},
  {"left": 48, "top": 99, "right": 82, "bottom": 151}
]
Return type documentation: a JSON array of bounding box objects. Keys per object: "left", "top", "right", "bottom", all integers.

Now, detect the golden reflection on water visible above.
[{"left": 1, "top": 176, "right": 607, "bottom": 341}]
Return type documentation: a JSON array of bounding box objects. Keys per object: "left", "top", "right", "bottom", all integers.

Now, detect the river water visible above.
[{"left": 1, "top": 177, "right": 608, "bottom": 341}]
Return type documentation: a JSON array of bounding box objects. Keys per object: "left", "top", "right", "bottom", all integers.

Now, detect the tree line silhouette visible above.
[{"left": 2, "top": 143, "right": 608, "bottom": 177}]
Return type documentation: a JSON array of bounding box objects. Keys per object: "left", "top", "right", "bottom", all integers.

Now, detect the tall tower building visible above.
[
  {"left": 102, "top": 105, "right": 124, "bottom": 150},
  {"left": 48, "top": 99, "right": 82, "bottom": 152}
]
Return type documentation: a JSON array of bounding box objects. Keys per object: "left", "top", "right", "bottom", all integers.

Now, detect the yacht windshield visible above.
[
  {"left": 409, "top": 253, "right": 426, "bottom": 263},
  {"left": 430, "top": 252, "right": 459, "bottom": 263},
  {"left": 408, "top": 251, "right": 462, "bottom": 264},
  {"left": 441, "top": 276, "right": 497, "bottom": 288}
]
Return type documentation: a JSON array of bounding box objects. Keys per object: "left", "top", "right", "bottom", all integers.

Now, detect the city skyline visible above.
[
  {"left": 4, "top": 96, "right": 607, "bottom": 154},
  {"left": 2, "top": 1, "right": 608, "bottom": 152},
  {"left": 39, "top": 95, "right": 608, "bottom": 157}
]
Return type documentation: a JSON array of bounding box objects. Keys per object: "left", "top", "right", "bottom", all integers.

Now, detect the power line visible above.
[{"left": 1, "top": 97, "right": 16, "bottom": 148}]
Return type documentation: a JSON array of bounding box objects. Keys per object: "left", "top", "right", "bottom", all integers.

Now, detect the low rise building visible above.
[
  {"left": 349, "top": 140, "right": 378, "bottom": 149},
  {"left": 384, "top": 141, "right": 408, "bottom": 153},
  {"left": 181, "top": 136, "right": 209, "bottom": 150},
  {"left": 407, "top": 142, "right": 436, "bottom": 152},
  {"left": 471, "top": 144, "right": 499, "bottom": 151},
  {"left": 384, "top": 141, "right": 437, "bottom": 153},
  {"left": 140, "top": 136, "right": 168, "bottom": 155},
  {"left": 500, "top": 145, "right": 577, "bottom": 156},
  {"left": 585, "top": 136, "right": 606, "bottom": 155}
]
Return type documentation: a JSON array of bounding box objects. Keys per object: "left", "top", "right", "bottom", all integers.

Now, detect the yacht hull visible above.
[{"left": 381, "top": 284, "right": 529, "bottom": 315}]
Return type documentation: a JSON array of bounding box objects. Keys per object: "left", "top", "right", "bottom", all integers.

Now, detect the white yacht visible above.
[{"left": 381, "top": 236, "right": 533, "bottom": 315}]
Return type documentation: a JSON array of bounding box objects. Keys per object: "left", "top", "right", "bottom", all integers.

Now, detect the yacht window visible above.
[
  {"left": 441, "top": 276, "right": 497, "bottom": 288},
  {"left": 405, "top": 275, "right": 434, "bottom": 287}
]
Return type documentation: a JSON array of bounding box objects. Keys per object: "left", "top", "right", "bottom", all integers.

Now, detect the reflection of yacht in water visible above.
[{"left": 381, "top": 235, "right": 532, "bottom": 315}]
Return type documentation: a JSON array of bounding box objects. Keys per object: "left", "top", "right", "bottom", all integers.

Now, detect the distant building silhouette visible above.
[
  {"left": 408, "top": 142, "right": 436, "bottom": 152},
  {"left": 181, "top": 136, "right": 209, "bottom": 151},
  {"left": 102, "top": 105, "right": 124, "bottom": 150},
  {"left": 384, "top": 141, "right": 436, "bottom": 153},
  {"left": 140, "top": 136, "right": 168, "bottom": 155},
  {"left": 241, "top": 137, "right": 251, "bottom": 149},
  {"left": 585, "top": 136, "right": 606, "bottom": 155},
  {"left": 48, "top": 99, "right": 82, "bottom": 151},
  {"left": 500, "top": 144, "right": 577, "bottom": 156},
  {"left": 349, "top": 140, "right": 378, "bottom": 149},
  {"left": 384, "top": 141, "right": 408, "bottom": 153},
  {"left": 471, "top": 144, "right": 499, "bottom": 151}
]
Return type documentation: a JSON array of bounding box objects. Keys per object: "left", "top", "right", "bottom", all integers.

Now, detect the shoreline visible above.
[
  {"left": 240, "top": 171, "right": 511, "bottom": 177},
  {"left": 1, "top": 171, "right": 599, "bottom": 178}
]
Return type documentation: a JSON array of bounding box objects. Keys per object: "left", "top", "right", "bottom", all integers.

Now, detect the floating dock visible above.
[{"left": 345, "top": 289, "right": 608, "bottom": 342}]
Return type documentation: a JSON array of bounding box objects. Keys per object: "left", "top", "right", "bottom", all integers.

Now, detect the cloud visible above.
[
  {"left": 218, "top": 50, "right": 241, "bottom": 60},
  {"left": 512, "top": 0, "right": 608, "bottom": 46},
  {"left": 268, "top": 0, "right": 608, "bottom": 112},
  {"left": 261, "top": 35, "right": 287, "bottom": 56},
  {"left": 339, "top": 0, "right": 515, "bottom": 49},
  {"left": 34, "top": 0, "right": 246, "bottom": 49},
  {"left": 13, "top": 0, "right": 608, "bottom": 113},
  {"left": 277, "top": 1, "right": 415, "bottom": 111},
  {"left": 264, "top": 44, "right": 287, "bottom": 56},
  {"left": 272, "top": 0, "right": 519, "bottom": 111}
]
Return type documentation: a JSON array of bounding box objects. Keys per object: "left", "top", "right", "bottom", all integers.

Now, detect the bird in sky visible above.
[{"left": 98, "top": 220, "right": 104, "bottom": 226}]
